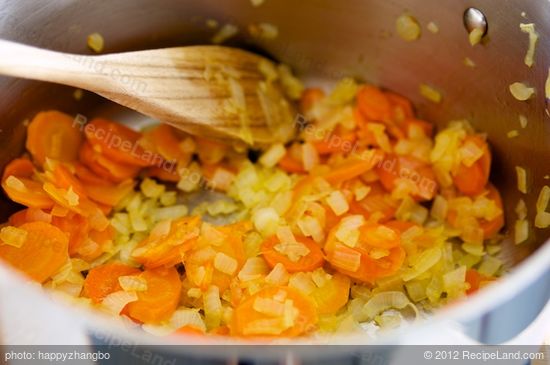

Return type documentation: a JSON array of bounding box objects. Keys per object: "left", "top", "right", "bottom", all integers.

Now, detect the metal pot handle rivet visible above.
[{"left": 463, "top": 7, "right": 488, "bottom": 37}]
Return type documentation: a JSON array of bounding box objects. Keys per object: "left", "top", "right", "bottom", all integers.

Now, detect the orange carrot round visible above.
[
  {"left": 83, "top": 262, "right": 141, "bottom": 303},
  {"left": 277, "top": 152, "right": 305, "bottom": 174},
  {"left": 2, "top": 177, "right": 55, "bottom": 209},
  {"left": 84, "top": 119, "right": 155, "bottom": 167},
  {"left": 0, "top": 221, "right": 69, "bottom": 283},
  {"left": 231, "top": 286, "right": 318, "bottom": 337},
  {"left": 126, "top": 267, "right": 182, "bottom": 323},
  {"left": 357, "top": 85, "right": 392, "bottom": 122},
  {"left": 300, "top": 87, "right": 325, "bottom": 114},
  {"left": 324, "top": 151, "right": 384, "bottom": 185},
  {"left": 2, "top": 158, "right": 35, "bottom": 182},
  {"left": 26, "top": 110, "right": 82, "bottom": 166},
  {"left": 452, "top": 135, "right": 491, "bottom": 196},
  {"left": 261, "top": 235, "right": 324, "bottom": 273},
  {"left": 324, "top": 222, "right": 405, "bottom": 283}
]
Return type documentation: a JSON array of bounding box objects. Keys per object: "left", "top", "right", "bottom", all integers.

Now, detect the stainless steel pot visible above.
[{"left": 0, "top": 0, "right": 549, "bottom": 362}]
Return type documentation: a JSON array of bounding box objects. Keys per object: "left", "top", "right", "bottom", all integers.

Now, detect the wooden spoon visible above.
[{"left": 0, "top": 40, "right": 297, "bottom": 146}]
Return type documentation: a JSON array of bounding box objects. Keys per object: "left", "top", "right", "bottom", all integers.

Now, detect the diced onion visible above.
[
  {"left": 237, "top": 257, "right": 269, "bottom": 281},
  {"left": 515, "top": 166, "right": 527, "bottom": 194},
  {"left": 253, "top": 297, "right": 285, "bottom": 316},
  {"left": 396, "top": 14, "right": 421, "bottom": 41},
  {"left": 326, "top": 190, "right": 349, "bottom": 216},
  {"left": 265, "top": 263, "right": 290, "bottom": 285},
  {"left": 478, "top": 256, "right": 502, "bottom": 277},
  {"left": 535, "top": 211, "right": 550, "bottom": 229},
  {"left": 0, "top": 226, "right": 27, "bottom": 248},
  {"left": 402, "top": 247, "right": 441, "bottom": 281},
  {"left": 535, "top": 185, "right": 550, "bottom": 212},
  {"left": 289, "top": 272, "right": 316, "bottom": 295},
  {"left": 335, "top": 215, "right": 364, "bottom": 247},
  {"left": 203, "top": 285, "right": 222, "bottom": 328},
  {"left": 509, "top": 82, "right": 535, "bottom": 101},
  {"left": 211, "top": 24, "right": 238, "bottom": 44},
  {"left": 259, "top": 144, "right": 286, "bottom": 168},
  {"left": 363, "top": 291, "right": 418, "bottom": 319},
  {"left": 170, "top": 309, "right": 206, "bottom": 332},
  {"left": 419, "top": 83, "right": 442, "bottom": 103},
  {"left": 507, "top": 130, "right": 519, "bottom": 138},
  {"left": 468, "top": 28, "right": 484, "bottom": 46},
  {"left": 514, "top": 219, "right": 529, "bottom": 244},
  {"left": 297, "top": 216, "right": 324, "bottom": 243},
  {"left": 87, "top": 33, "right": 104, "bottom": 53},
  {"left": 519, "top": 115, "right": 528, "bottom": 129},
  {"left": 213, "top": 252, "right": 238, "bottom": 275},
  {"left": 253, "top": 207, "right": 279, "bottom": 236},
  {"left": 101, "top": 291, "right": 138, "bottom": 315},
  {"left": 118, "top": 275, "right": 148, "bottom": 292},
  {"left": 426, "top": 22, "right": 439, "bottom": 34},
  {"left": 519, "top": 23, "right": 538, "bottom": 67},
  {"left": 515, "top": 199, "right": 527, "bottom": 220},
  {"left": 301, "top": 142, "right": 320, "bottom": 172},
  {"left": 140, "top": 178, "right": 165, "bottom": 198}
]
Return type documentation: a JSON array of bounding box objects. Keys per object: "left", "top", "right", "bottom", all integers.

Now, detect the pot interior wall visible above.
[{"left": 0, "top": 0, "right": 549, "bottom": 267}]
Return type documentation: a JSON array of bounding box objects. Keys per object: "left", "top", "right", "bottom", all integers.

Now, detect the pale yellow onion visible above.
[{"left": 362, "top": 291, "right": 418, "bottom": 319}]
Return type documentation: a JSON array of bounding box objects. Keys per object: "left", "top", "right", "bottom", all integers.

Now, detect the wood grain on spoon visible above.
[{"left": 0, "top": 40, "right": 297, "bottom": 146}]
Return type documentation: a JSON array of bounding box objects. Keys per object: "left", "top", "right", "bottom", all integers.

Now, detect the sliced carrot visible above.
[
  {"left": 145, "top": 165, "right": 180, "bottom": 183},
  {"left": 143, "top": 124, "right": 187, "bottom": 162},
  {"left": 452, "top": 135, "right": 491, "bottom": 196},
  {"left": 384, "top": 220, "right": 417, "bottom": 233},
  {"left": 8, "top": 210, "right": 28, "bottom": 226},
  {"left": 0, "top": 221, "right": 69, "bottom": 283},
  {"left": 324, "top": 150, "right": 384, "bottom": 185},
  {"left": 324, "top": 222, "right": 405, "bottom": 283},
  {"left": 479, "top": 184, "right": 505, "bottom": 239},
  {"left": 84, "top": 118, "right": 156, "bottom": 167},
  {"left": 261, "top": 235, "right": 324, "bottom": 273},
  {"left": 74, "top": 162, "right": 111, "bottom": 186},
  {"left": 402, "top": 118, "right": 433, "bottom": 138},
  {"left": 465, "top": 269, "right": 494, "bottom": 295},
  {"left": 209, "top": 326, "right": 230, "bottom": 336},
  {"left": 357, "top": 85, "right": 392, "bottom": 122},
  {"left": 133, "top": 216, "right": 201, "bottom": 269},
  {"left": 83, "top": 262, "right": 141, "bottom": 303},
  {"left": 52, "top": 164, "right": 87, "bottom": 197},
  {"left": 447, "top": 184, "right": 504, "bottom": 239},
  {"left": 126, "top": 267, "right": 182, "bottom": 324},
  {"left": 376, "top": 154, "right": 438, "bottom": 201},
  {"left": 175, "top": 326, "right": 205, "bottom": 336},
  {"left": 349, "top": 182, "right": 398, "bottom": 222},
  {"left": 312, "top": 131, "right": 357, "bottom": 155},
  {"left": 359, "top": 223, "right": 401, "bottom": 249},
  {"left": 2, "top": 177, "right": 55, "bottom": 209},
  {"left": 300, "top": 87, "right": 325, "bottom": 114},
  {"left": 185, "top": 222, "right": 249, "bottom": 292},
  {"left": 83, "top": 179, "right": 135, "bottom": 207},
  {"left": 79, "top": 142, "right": 141, "bottom": 183},
  {"left": 2, "top": 158, "right": 35, "bottom": 182},
  {"left": 385, "top": 91, "right": 414, "bottom": 121},
  {"left": 309, "top": 273, "right": 350, "bottom": 315},
  {"left": 277, "top": 152, "right": 305, "bottom": 174},
  {"left": 26, "top": 110, "right": 83, "bottom": 166},
  {"left": 51, "top": 213, "right": 90, "bottom": 256},
  {"left": 83, "top": 225, "right": 115, "bottom": 260},
  {"left": 230, "top": 286, "right": 318, "bottom": 337},
  {"left": 209, "top": 222, "right": 249, "bottom": 287},
  {"left": 195, "top": 137, "right": 228, "bottom": 165}
]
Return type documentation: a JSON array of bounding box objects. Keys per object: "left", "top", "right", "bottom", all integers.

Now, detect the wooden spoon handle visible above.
[{"left": 0, "top": 39, "right": 116, "bottom": 91}]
